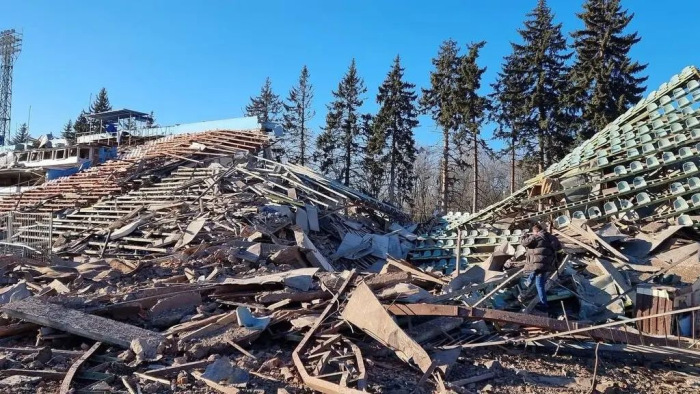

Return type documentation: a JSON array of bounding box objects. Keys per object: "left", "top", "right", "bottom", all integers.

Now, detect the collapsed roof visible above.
[{"left": 455, "top": 65, "right": 700, "bottom": 229}]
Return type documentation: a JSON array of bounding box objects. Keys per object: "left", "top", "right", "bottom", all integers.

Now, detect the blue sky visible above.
[{"left": 3, "top": 1, "right": 699, "bottom": 148}]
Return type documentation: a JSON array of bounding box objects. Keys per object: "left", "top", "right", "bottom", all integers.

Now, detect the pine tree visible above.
[
  {"left": 373, "top": 55, "right": 419, "bottom": 206},
  {"left": 570, "top": 0, "right": 647, "bottom": 140},
  {"left": 246, "top": 77, "right": 282, "bottom": 125},
  {"left": 315, "top": 59, "right": 367, "bottom": 187},
  {"left": 490, "top": 54, "right": 529, "bottom": 194},
  {"left": 420, "top": 40, "right": 461, "bottom": 212},
  {"left": 361, "top": 114, "right": 385, "bottom": 197},
  {"left": 90, "top": 88, "right": 112, "bottom": 114},
  {"left": 492, "top": 0, "right": 574, "bottom": 175},
  {"left": 454, "top": 41, "right": 490, "bottom": 213},
  {"left": 73, "top": 111, "right": 90, "bottom": 137},
  {"left": 86, "top": 88, "right": 113, "bottom": 134},
  {"left": 62, "top": 119, "right": 75, "bottom": 145},
  {"left": 282, "top": 66, "right": 315, "bottom": 165},
  {"left": 11, "top": 123, "right": 30, "bottom": 144}
]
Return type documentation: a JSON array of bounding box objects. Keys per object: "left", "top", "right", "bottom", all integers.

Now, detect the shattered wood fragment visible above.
[
  {"left": 2, "top": 369, "right": 66, "bottom": 379},
  {"left": 381, "top": 257, "right": 447, "bottom": 286},
  {"left": 59, "top": 341, "right": 101, "bottom": 394},
  {"left": 364, "top": 271, "right": 412, "bottom": 290},
  {"left": 134, "top": 371, "right": 171, "bottom": 385},
  {"left": 145, "top": 360, "right": 212, "bottom": 377},
  {"left": 342, "top": 282, "right": 433, "bottom": 373},
  {"left": 221, "top": 268, "right": 318, "bottom": 291},
  {"left": 121, "top": 376, "right": 138, "bottom": 394},
  {"left": 256, "top": 289, "right": 330, "bottom": 304},
  {"left": 2, "top": 297, "right": 165, "bottom": 350},
  {"left": 409, "top": 317, "right": 465, "bottom": 344},
  {"left": 176, "top": 216, "right": 207, "bottom": 249},
  {"left": 225, "top": 338, "right": 257, "bottom": 359},
  {"left": 292, "top": 270, "right": 365, "bottom": 394},
  {"left": 450, "top": 372, "right": 496, "bottom": 386},
  {"left": 309, "top": 334, "right": 342, "bottom": 356},
  {"left": 594, "top": 258, "right": 632, "bottom": 294},
  {"left": 0, "top": 322, "right": 36, "bottom": 338},
  {"left": 294, "top": 226, "right": 336, "bottom": 271}
]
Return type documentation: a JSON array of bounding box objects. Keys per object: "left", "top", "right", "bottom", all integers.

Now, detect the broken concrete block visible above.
[
  {"left": 130, "top": 337, "right": 162, "bottom": 362},
  {"left": 201, "top": 356, "right": 249, "bottom": 385}
]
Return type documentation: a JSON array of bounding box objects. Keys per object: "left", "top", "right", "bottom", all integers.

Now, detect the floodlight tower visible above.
[{"left": 0, "top": 29, "right": 22, "bottom": 146}]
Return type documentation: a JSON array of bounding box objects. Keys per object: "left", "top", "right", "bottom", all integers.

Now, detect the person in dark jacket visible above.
[{"left": 520, "top": 223, "right": 562, "bottom": 310}]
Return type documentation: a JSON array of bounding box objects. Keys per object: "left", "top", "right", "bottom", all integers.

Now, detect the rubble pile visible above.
[{"left": 2, "top": 68, "right": 700, "bottom": 394}]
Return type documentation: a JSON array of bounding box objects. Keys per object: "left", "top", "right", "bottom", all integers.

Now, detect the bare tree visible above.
[{"left": 408, "top": 147, "right": 440, "bottom": 222}]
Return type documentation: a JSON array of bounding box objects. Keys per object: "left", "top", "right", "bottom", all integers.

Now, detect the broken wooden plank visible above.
[
  {"left": 0, "top": 346, "right": 82, "bottom": 356},
  {"left": 552, "top": 229, "right": 602, "bottom": 257},
  {"left": 1, "top": 369, "right": 65, "bottom": 379},
  {"left": 175, "top": 216, "right": 207, "bottom": 249},
  {"left": 145, "top": 360, "right": 212, "bottom": 377},
  {"left": 294, "top": 226, "right": 335, "bottom": 272},
  {"left": 386, "top": 303, "right": 697, "bottom": 347},
  {"left": 584, "top": 225, "right": 629, "bottom": 262},
  {"left": 0, "top": 322, "right": 37, "bottom": 338},
  {"left": 291, "top": 270, "right": 364, "bottom": 394},
  {"left": 450, "top": 372, "right": 496, "bottom": 386},
  {"left": 134, "top": 371, "right": 171, "bottom": 385},
  {"left": 60, "top": 342, "right": 101, "bottom": 394},
  {"left": 2, "top": 297, "right": 164, "bottom": 350},
  {"left": 225, "top": 338, "right": 256, "bottom": 359},
  {"left": 121, "top": 376, "right": 137, "bottom": 394},
  {"left": 342, "top": 282, "right": 433, "bottom": 373},
  {"left": 381, "top": 257, "right": 447, "bottom": 286},
  {"left": 594, "top": 258, "right": 632, "bottom": 294}
]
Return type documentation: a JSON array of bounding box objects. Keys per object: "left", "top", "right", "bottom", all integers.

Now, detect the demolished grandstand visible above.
[{"left": 2, "top": 68, "right": 700, "bottom": 393}]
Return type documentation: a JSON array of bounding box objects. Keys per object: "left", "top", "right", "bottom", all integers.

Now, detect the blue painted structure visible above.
[{"left": 45, "top": 146, "right": 117, "bottom": 180}]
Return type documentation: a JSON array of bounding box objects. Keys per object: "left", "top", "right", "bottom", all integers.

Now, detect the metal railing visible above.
[{"left": 0, "top": 211, "right": 52, "bottom": 260}]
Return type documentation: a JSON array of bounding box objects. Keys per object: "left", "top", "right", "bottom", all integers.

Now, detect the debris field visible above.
[{"left": 3, "top": 67, "right": 700, "bottom": 393}]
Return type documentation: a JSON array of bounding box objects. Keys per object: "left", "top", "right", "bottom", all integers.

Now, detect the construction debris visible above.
[{"left": 3, "top": 73, "right": 700, "bottom": 393}]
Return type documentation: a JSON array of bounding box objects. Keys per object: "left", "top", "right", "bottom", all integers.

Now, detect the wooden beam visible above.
[
  {"left": 594, "top": 258, "right": 632, "bottom": 294},
  {"left": 144, "top": 360, "right": 212, "bottom": 377},
  {"left": 385, "top": 302, "right": 698, "bottom": 347},
  {"left": 552, "top": 229, "right": 602, "bottom": 257},
  {"left": 2, "top": 297, "right": 164, "bottom": 349}
]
